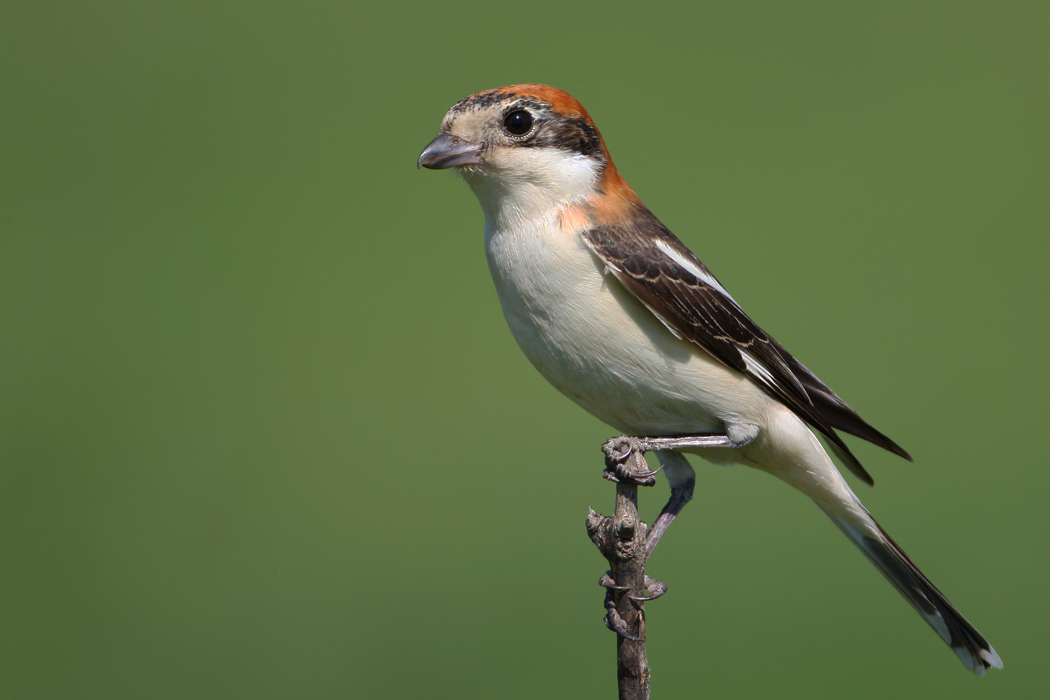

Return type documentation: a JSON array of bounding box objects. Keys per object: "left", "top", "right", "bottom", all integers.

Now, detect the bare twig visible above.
[
  {"left": 586, "top": 442, "right": 662, "bottom": 700},
  {"left": 585, "top": 432, "right": 738, "bottom": 697}
]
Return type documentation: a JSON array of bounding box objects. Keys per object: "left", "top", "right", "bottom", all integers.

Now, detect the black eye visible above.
[{"left": 503, "top": 110, "right": 534, "bottom": 136}]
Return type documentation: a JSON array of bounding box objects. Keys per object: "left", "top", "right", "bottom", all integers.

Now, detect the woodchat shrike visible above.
[{"left": 419, "top": 84, "right": 1000, "bottom": 675}]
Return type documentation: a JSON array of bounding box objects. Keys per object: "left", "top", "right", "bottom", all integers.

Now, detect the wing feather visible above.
[{"left": 582, "top": 206, "right": 909, "bottom": 484}]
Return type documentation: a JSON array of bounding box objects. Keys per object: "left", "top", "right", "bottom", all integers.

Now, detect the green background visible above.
[{"left": 2, "top": 1, "right": 1047, "bottom": 698}]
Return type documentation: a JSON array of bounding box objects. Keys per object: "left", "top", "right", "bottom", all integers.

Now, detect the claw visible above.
[
  {"left": 604, "top": 608, "right": 644, "bottom": 641},
  {"left": 599, "top": 572, "right": 629, "bottom": 590},
  {"left": 602, "top": 581, "right": 645, "bottom": 640},
  {"left": 602, "top": 467, "right": 658, "bottom": 486},
  {"left": 601, "top": 437, "right": 660, "bottom": 486},
  {"left": 630, "top": 576, "right": 667, "bottom": 601},
  {"left": 601, "top": 436, "right": 635, "bottom": 463}
]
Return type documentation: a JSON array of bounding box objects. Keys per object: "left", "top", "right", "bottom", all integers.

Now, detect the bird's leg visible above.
[
  {"left": 591, "top": 432, "right": 752, "bottom": 640},
  {"left": 633, "top": 434, "right": 750, "bottom": 451},
  {"left": 601, "top": 433, "right": 749, "bottom": 486},
  {"left": 645, "top": 471, "right": 695, "bottom": 559},
  {"left": 603, "top": 433, "right": 756, "bottom": 558}
]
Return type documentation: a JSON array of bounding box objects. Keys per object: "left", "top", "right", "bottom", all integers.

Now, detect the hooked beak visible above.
[{"left": 417, "top": 133, "right": 484, "bottom": 169}]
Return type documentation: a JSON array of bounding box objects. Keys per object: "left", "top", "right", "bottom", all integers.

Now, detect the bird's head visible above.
[{"left": 418, "top": 85, "right": 639, "bottom": 224}]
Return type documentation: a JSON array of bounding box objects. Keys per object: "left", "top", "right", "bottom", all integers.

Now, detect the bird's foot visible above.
[
  {"left": 601, "top": 437, "right": 659, "bottom": 486},
  {"left": 603, "top": 585, "right": 644, "bottom": 641},
  {"left": 630, "top": 575, "right": 667, "bottom": 602},
  {"left": 601, "top": 432, "right": 753, "bottom": 486},
  {"left": 599, "top": 571, "right": 665, "bottom": 637},
  {"left": 599, "top": 571, "right": 628, "bottom": 591}
]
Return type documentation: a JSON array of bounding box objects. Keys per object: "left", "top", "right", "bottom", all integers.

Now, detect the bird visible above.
[{"left": 418, "top": 84, "right": 1001, "bottom": 675}]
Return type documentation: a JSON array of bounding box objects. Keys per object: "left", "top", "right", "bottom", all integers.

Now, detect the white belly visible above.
[{"left": 484, "top": 218, "right": 777, "bottom": 438}]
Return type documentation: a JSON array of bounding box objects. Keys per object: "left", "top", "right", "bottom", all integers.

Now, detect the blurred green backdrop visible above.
[{"left": 2, "top": 1, "right": 1047, "bottom": 698}]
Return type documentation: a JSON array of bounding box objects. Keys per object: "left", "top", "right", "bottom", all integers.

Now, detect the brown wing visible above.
[
  {"left": 583, "top": 206, "right": 910, "bottom": 484},
  {"left": 776, "top": 347, "right": 912, "bottom": 462}
]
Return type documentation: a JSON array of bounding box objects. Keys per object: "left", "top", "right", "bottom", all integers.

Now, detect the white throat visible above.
[{"left": 461, "top": 149, "right": 601, "bottom": 229}]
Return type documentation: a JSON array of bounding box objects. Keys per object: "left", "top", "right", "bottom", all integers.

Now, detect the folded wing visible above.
[{"left": 582, "top": 205, "right": 911, "bottom": 485}]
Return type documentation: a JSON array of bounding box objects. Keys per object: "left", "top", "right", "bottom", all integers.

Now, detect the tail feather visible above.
[{"left": 817, "top": 502, "right": 1002, "bottom": 675}]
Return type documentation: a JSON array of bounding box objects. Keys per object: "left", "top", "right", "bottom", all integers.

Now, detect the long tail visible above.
[{"left": 817, "top": 501, "right": 1002, "bottom": 675}]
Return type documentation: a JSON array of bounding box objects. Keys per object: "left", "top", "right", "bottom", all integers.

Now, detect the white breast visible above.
[{"left": 483, "top": 214, "right": 776, "bottom": 438}]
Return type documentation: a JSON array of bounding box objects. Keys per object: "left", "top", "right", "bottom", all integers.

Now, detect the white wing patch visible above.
[
  {"left": 654, "top": 238, "right": 739, "bottom": 304},
  {"left": 740, "top": 348, "right": 780, "bottom": 393}
]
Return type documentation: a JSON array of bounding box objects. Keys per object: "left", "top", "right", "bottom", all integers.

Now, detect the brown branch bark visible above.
[{"left": 586, "top": 447, "right": 657, "bottom": 700}]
